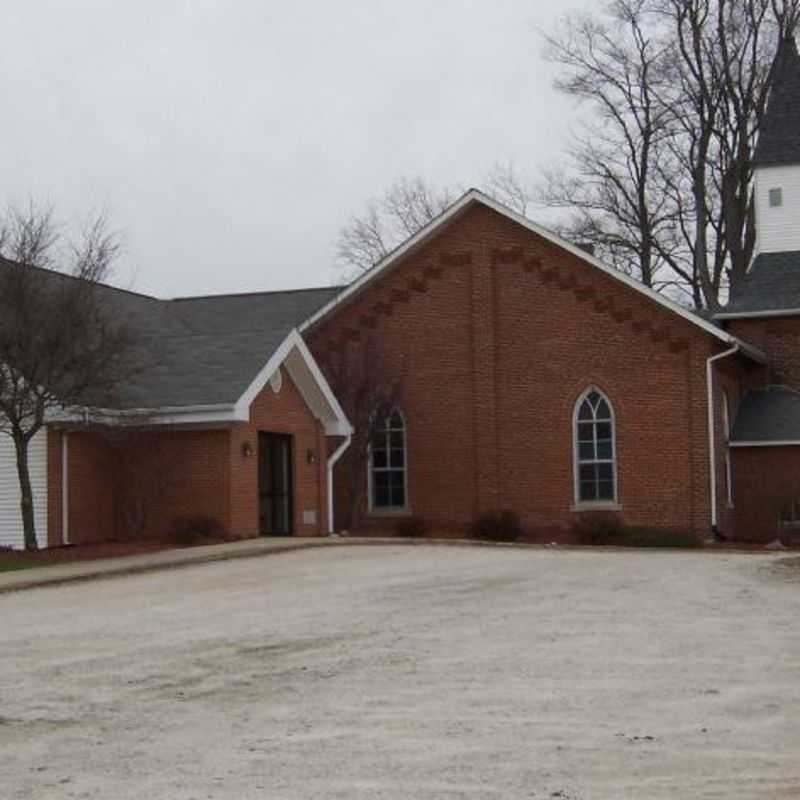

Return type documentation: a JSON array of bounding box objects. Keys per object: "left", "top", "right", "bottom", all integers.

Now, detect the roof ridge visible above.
[
  {"left": 171, "top": 285, "right": 343, "bottom": 302},
  {"left": 0, "top": 256, "right": 159, "bottom": 301}
]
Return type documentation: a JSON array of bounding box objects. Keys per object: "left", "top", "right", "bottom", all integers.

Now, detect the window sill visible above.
[
  {"left": 570, "top": 503, "right": 622, "bottom": 513},
  {"left": 367, "top": 507, "right": 413, "bottom": 518}
]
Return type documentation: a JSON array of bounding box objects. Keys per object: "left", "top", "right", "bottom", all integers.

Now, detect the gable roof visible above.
[
  {"left": 0, "top": 256, "right": 346, "bottom": 428},
  {"left": 300, "top": 189, "right": 764, "bottom": 360},
  {"left": 754, "top": 36, "right": 800, "bottom": 167},
  {"left": 731, "top": 387, "right": 800, "bottom": 445},
  {"left": 716, "top": 251, "right": 800, "bottom": 318}
]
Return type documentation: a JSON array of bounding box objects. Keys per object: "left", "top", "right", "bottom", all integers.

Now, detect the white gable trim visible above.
[
  {"left": 234, "top": 329, "right": 352, "bottom": 436},
  {"left": 299, "top": 189, "right": 764, "bottom": 362},
  {"left": 50, "top": 330, "right": 352, "bottom": 435}
]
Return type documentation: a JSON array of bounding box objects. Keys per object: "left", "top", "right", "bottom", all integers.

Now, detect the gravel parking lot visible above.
[{"left": 2, "top": 545, "right": 800, "bottom": 799}]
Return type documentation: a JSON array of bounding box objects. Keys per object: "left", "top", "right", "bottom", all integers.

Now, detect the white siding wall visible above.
[
  {"left": 754, "top": 165, "right": 800, "bottom": 253},
  {"left": 0, "top": 430, "right": 48, "bottom": 550}
]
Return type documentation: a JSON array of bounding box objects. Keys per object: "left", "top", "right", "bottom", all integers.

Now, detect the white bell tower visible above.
[{"left": 753, "top": 36, "right": 800, "bottom": 254}]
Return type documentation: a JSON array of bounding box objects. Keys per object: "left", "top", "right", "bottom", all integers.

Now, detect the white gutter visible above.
[
  {"left": 707, "top": 345, "right": 740, "bottom": 534},
  {"left": 61, "top": 431, "right": 69, "bottom": 545},
  {"left": 326, "top": 435, "right": 352, "bottom": 535}
]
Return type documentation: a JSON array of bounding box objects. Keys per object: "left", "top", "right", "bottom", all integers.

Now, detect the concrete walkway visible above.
[{"left": 0, "top": 537, "right": 342, "bottom": 593}]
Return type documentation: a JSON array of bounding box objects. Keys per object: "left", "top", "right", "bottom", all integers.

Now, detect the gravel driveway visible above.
[{"left": 2, "top": 545, "right": 799, "bottom": 799}]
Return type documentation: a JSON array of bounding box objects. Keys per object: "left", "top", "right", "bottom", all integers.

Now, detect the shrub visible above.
[
  {"left": 619, "top": 526, "right": 702, "bottom": 549},
  {"left": 395, "top": 516, "right": 427, "bottom": 538},
  {"left": 571, "top": 515, "right": 701, "bottom": 548},
  {"left": 171, "top": 515, "right": 224, "bottom": 546},
  {"left": 471, "top": 510, "right": 523, "bottom": 543},
  {"left": 571, "top": 513, "right": 624, "bottom": 546}
]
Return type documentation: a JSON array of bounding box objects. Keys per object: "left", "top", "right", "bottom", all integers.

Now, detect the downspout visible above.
[
  {"left": 326, "top": 435, "right": 352, "bottom": 535},
  {"left": 61, "top": 431, "right": 70, "bottom": 546},
  {"left": 707, "top": 344, "right": 739, "bottom": 536}
]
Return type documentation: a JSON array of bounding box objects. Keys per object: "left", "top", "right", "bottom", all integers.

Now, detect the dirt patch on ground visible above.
[{"left": 2, "top": 546, "right": 799, "bottom": 799}]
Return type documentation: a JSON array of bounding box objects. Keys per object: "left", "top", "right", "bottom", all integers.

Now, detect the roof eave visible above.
[
  {"left": 716, "top": 308, "right": 800, "bottom": 320},
  {"left": 300, "top": 189, "right": 762, "bottom": 355}
]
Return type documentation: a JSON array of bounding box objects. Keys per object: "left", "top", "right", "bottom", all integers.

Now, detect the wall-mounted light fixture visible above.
[
  {"left": 242, "top": 441, "right": 254, "bottom": 458},
  {"left": 306, "top": 448, "right": 316, "bottom": 465}
]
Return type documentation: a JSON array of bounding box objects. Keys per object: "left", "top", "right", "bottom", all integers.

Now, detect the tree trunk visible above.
[{"left": 12, "top": 431, "right": 38, "bottom": 551}]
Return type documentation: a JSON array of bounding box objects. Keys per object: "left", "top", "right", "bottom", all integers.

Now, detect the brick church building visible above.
[{"left": 2, "top": 39, "right": 800, "bottom": 550}]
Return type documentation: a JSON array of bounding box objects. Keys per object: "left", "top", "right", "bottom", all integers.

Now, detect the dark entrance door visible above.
[{"left": 258, "top": 432, "right": 294, "bottom": 536}]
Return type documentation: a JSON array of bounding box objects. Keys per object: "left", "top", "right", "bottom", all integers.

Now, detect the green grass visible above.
[{"left": 0, "top": 559, "right": 43, "bottom": 573}]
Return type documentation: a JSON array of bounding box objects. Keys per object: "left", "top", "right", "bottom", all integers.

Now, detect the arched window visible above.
[
  {"left": 369, "top": 409, "right": 407, "bottom": 511},
  {"left": 574, "top": 388, "right": 617, "bottom": 505}
]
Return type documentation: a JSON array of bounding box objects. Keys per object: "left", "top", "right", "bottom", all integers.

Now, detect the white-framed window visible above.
[
  {"left": 723, "top": 391, "right": 734, "bottom": 509},
  {"left": 369, "top": 409, "right": 407, "bottom": 511},
  {"left": 574, "top": 387, "right": 617, "bottom": 505}
]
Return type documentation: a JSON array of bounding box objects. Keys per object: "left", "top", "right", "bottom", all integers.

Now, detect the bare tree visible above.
[
  {"left": 337, "top": 178, "right": 456, "bottom": 277},
  {"left": 657, "top": 0, "right": 800, "bottom": 308},
  {"left": 323, "top": 337, "right": 403, "bottom": 530},
  {"left": 544, "top": 0, "right": 800, "bottom": 309},
  {"left": 336, "top": 167, "right": 533, "bottom": 277},
  {"left": 0, "top": 204, "right": 138, "bottom": 550},
  {"left": 483, "top": 161, "right": 534, "bottom": 216}
]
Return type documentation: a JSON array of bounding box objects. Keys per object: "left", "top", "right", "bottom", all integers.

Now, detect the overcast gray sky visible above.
[{"left": 2, "top": 0, "right": 592, "bottom": 298}]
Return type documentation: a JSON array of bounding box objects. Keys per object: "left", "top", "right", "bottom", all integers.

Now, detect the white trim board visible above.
[
  {"left": 730, "top": 440, "right": 800, "bottom": 447},
  {"left": 299, "top": 189, "right": 765, "bottom": 363}
]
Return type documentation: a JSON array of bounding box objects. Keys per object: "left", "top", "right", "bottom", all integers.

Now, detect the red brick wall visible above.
[
  {"left": 731, "top": 446, "right": 800, "bottom": 542},
  {"left": 45, "top": 367, "right": 327, "bottom": 544},
  {"left": 309, "top": 203, "right": 748, "bottom": 537},
  {"left": 727, "top": 317, "right": 800, "bottom": 388},
  {"left": 230, "top": 366, "right": 327, "bottom": 538},
  {"left": 112, "top": 429, "right": 230, "bottom": 540},
  {"left": 64, "top": 431, "right": 116, "bottom": 545}
]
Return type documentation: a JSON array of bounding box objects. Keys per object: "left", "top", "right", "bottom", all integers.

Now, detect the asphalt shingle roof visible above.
[
  {"left": 732, "top": 387, "right": 800, "bottom": 443},
  {"left": 722, "top": 251, "right": 800, "bottom": 314},
  {"left": 122, "top": 287, "right": 342, "bottom": 409},
  {"left": 754, "top": 36, "right": 800, "bottom": 167},
  {"left": 0, "top": 257, "right": 341, "bottom": 411}
]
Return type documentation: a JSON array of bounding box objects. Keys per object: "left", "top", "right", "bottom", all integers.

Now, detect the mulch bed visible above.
[{"left": 0, "top": 538, "right": 222, "bottom": 566}]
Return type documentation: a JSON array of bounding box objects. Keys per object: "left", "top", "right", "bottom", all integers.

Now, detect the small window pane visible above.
[
  {"left": 389, "top": 411, "right": 404, "bottom": 429},
  {"left": 578, "top": 401, "right": 593, "bottom": 421},
  {"left": 587, "top": 391, "right": 601, "bottom": 407},
  {"left": 580, "top": 481, "right": 598, "bottom": 502},
  {"left": 596, "top": 440, "right": 612, "bottom": 460},
  {"left": 374, "top": 486, "right": 390, "bottom": 507},
  {"left": 598, "top": 481, "right": 615, "bottom": 501},
  {"left": 579, "top": 441, "right": 595, "bottom": 460},
  {"left": 390, "top": 430, "right": 404, "bottom": 449},
  {"left": 769, "top": 187, "right": 783, "bottom": 207},
  {"left": 390, "top": 448, "right": 405, "bottom": 468},
  {"left": 373, "top": 449, "right": 388, "bottom": 469},
  {"left": 596, "top": 422, "right": 612, "bottom": 441},
  {"left": 579, "top": 464, "right": 597, "bottom": 482},
  {"left": 596, "top": 399, "right": 611, "bottom": 420},
  {"left": 391, "top": 485, "right": 406, "bottom": 508},
  {"left": 578, "top": 422, "right": 594, "bottom": 442},
  {"left": 598, "top": 463, "right": 613, "bottom": 481}
]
